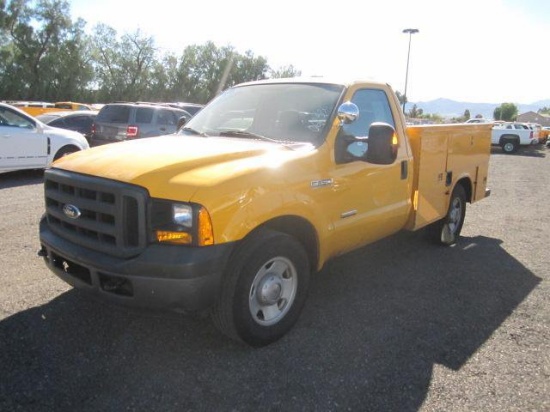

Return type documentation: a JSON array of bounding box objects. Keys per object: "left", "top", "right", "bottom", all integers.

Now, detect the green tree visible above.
[
  {"left": 270, "top": 64, "right": 301, "bottom": 79},
  {"left": 463, "top": 109, "right": 471, "bottom": 121},
  {"left": 395, "top": 90, "right": 406, "bottom": 106},
  {"left": 408, "top": 104, "right": 423, "bottom": 118},
  {"left": 147, "top": 53, "right": 180, "bottom": 102},
  {"left": 231, "top": 49, "right": 269, "bottom": 87},
  {"left": 0, "top": 2, "right": 296, "bottom": 104},
  {"left": 0, "top": 0, "right": 92, "bottom": 100},
  {"left": 170, "top": 42, "right": 269, "bottom": 104},
  {"left": 92, "top": 25, "right": 157, "bottom": 102},
  {"left": 538, "top": 107, "right": 550, "bottom": 115},
  {"left": 494, "top": 103, "right": 518, "bottom": 121}
]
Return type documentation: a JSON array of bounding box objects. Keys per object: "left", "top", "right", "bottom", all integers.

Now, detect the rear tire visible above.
[
  {"left": 211, "top": 228, "right": 310, "bottom": 347},
  {"left": 501, "top": 139, "right": 519, "bottom": 154},
  {"left": 426, "top": 184, "right": 467, "bottom": 246}
]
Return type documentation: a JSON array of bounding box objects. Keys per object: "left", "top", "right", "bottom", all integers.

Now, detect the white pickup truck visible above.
[{"left": 491, "top": 122, "right": 538, "bottom": 153}]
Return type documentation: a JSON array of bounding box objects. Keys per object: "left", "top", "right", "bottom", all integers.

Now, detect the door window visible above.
[
  {"left": 157, "top": 109, "right": 177, "bottom": 126},
  {"left": 340, "top": 89, "right": 396, "bottom": 159},
  {"left": 0, "top": 107, "right": 35, "bottom": 128},
  {"left": 343, "top": 89, "right": 395, "bottom": 138}
]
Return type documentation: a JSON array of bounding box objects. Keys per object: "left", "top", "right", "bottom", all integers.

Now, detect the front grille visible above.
[{"left": 44, "top": 169, "right": 148, "bottom": 258}]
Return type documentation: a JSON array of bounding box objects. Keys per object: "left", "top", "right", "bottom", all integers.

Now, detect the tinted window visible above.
[
  {"left": 49, "top": 118, "right": 66, "bottom": 127},
  {"left": 157, "top": 109, "right": 177, "bottom": 126},
  {"left": 97, "top": 105, "right": 131, "bottom": 123},
  {"left": 37, "top": 114, "right": 59, "bottom": 123},
  {"left": 135, "top": 107, "right": 154, "bottom": 123},
  {"left": 65, "top": 116, "right": 94, "bottom": 128},
  {"left": 55, "top": 103, "right": 73, "bottom": 109},
  {"left": 180, "top": 105, "right": 202, "bottom": 115}
]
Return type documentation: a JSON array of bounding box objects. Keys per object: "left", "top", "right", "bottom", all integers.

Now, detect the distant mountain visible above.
[{"left": 412, "top": 98, "right": 550, "bottom": 120}]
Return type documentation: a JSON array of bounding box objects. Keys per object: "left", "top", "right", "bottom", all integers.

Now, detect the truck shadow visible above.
[
  {"left": 0, "top": 233, "right": 540, "bottom": 411},
  {"left": 491, "top": 145, "right": 547, "bottom": 158},
  {"left": 0, "top": 169, "right": 44, "bottom": 189}
]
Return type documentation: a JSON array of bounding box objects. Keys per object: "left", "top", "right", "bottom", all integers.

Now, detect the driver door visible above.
[
  {"left": 0, "top": 106, "right": 48, "bottom": 171},
  {"left": 328, "top": 87, "right": 411, "bottom": 253}
]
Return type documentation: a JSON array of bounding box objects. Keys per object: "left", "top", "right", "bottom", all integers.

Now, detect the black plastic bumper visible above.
[{"left": 39, "top": 217, "right": 235, "bottom": 312}]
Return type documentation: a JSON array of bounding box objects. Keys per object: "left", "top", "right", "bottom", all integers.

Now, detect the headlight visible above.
[
  {"left": 151, "top": 199, "right": 214, "bottom": 246},
  {"left": 172, "top": 204, "right": 193, "bottom": 227}
]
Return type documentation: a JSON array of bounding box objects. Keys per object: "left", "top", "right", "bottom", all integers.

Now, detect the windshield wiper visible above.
[
  {"left": 217, "top": 130, "right": 281, "bottom": 144},
  {"left": 181, "top": 127, "right": 208, "bottom": 137}
]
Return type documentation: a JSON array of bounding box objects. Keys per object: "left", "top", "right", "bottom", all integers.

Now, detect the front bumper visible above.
[{"left": 39, "top": 217, "right": 234, "bottom": 312}]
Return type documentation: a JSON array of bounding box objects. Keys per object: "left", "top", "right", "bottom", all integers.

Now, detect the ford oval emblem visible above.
[{"left": 63, "top": 204, "right": 81, "bottom": 219}]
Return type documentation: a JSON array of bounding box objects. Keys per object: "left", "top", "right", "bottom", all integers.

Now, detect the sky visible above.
[{"left": 69, "top": 0, "right": 550, "bottom": 105}]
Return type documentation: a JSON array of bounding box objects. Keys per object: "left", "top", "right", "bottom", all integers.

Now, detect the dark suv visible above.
[{"left": 90, "top": 102, "right": 191, "bottom": 146}]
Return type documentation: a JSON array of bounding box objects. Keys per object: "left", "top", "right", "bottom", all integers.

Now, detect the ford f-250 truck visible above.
[{"left": 38, "top": 78, "right": 492, "bottom": 346}]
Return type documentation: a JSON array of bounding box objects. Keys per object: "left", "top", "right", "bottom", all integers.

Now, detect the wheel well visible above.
[
  {"left": 259, "top": 216, "right": 319, "bottom": 272},
  {"left": 499, "top": 134, "right": 519, "bottom": 145},
  {"left": 54, "top": 144, "right": 80, "bottom": 160},
  {"left": 456, "top": 178, "right": 472, "bottom": 202}
]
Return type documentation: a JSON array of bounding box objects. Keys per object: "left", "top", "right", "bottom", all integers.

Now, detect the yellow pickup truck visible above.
[{"left": 38, "top": 78, "right": 492, "bottom": 346}]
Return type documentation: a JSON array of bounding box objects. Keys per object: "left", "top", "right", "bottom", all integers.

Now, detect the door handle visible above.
[{"left": 401, "top": 160, "right": 408, "bottom": 180}]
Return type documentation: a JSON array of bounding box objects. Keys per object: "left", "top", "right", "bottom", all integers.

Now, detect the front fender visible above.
[{"left": 205, "top": 183, "right": 331, "bottom": 246}]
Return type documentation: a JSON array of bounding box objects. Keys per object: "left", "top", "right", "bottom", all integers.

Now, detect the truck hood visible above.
[{"left": 53, "top": 135, "right": 313, "bottom": 199}]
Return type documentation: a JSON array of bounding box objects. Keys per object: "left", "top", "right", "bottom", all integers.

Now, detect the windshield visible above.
[{"left": 179, "top": 83, "right": 344, "bottom": 146}]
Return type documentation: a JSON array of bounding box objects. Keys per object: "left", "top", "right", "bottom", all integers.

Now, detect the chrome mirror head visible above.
[{"left": 337, "top": 101, "right": 359, "bottom": 124}]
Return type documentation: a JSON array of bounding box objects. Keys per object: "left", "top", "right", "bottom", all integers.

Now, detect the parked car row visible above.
[
  {"left": 28, "top": 100, "right": 204, "bottom": 145},
  {"left": 0, "top": 99, "right": 205, "bottom": 173}
]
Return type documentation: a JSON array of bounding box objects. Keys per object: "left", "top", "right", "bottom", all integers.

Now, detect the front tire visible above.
[
  {"left": 427, "top": 184, "right": 467, "bottom": 246},
  {"left": 212, "top": 228, "right": 310, "bottom": 347}
]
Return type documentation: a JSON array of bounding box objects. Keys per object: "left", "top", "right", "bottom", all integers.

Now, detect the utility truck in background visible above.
[{"left": 38, "top": 78, "right": 492, "bottom": 346}]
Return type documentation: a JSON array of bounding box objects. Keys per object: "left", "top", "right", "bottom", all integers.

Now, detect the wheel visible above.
[
  {"left": 53, "top": 145, "right": 79, "bottom": 161},
  {"left": 426, "top": 184, "right": 467, "bottom": 246},
  {"left": 211, "top": 228, "right": 310, "bottom": 347},
  {"left": 501, "top": 140, "right": 519, "bottom": 154}
]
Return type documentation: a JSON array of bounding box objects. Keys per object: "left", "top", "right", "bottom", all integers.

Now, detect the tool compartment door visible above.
[
  {"left": 447, "top": 125, "right": 492, "bottom": 203},
  {"left": 406, "top": 126, "right": 450, "bottom": 230},
  {"left": 405, "top": 124, "right": 492, "bottom": 231}
]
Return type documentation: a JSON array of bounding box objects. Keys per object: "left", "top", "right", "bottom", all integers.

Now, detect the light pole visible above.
[{"left": 402, "top": 28, "right": 419, "bottom": 114}]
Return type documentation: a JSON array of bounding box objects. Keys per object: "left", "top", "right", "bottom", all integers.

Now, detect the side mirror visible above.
[
  {"left": 365, "top": 122, "right": 397, "bottom": 165},
  {"left": 337, "top": 101, "right": 359, "bottom": 124},
  {"left": 177, "top": 116, "right": 188, "bottom": 131}
]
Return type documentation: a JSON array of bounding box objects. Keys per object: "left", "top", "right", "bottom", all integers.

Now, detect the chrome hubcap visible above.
[
  {"left": 249, "top": 257, "right": 298, "bottom": 326},
  {"left": 442, "top": 197, "right": 462, "bottom": 243}
]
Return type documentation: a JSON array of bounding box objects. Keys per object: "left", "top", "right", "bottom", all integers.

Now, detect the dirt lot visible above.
[{"left": 0, "top": 145, "right": 548, "bottom": 411}]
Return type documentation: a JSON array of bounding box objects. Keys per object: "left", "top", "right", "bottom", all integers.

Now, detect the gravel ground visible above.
[{"left": 0, "top": 145, "right": 548, "bottom": 412}]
